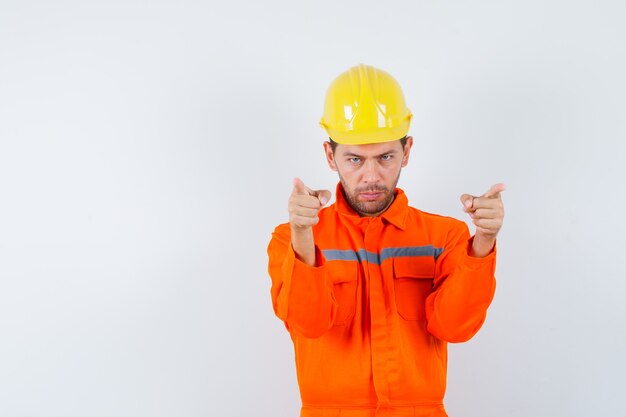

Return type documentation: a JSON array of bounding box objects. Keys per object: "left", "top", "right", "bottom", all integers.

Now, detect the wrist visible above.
[
  {"left": 469, "top": 234, "right": 496, "bottom": 258},
  {"left": 291, "top": 224, "right": 313, "bottom": 235},
  {"left": 291, "top": 227, "right": 316, "bottom": 266}
]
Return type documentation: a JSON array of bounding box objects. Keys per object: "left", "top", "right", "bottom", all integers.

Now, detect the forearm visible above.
[
  {"left": 268, "top": 225, "right": 337, "bottom": 338},
  {"left": 425, "top": 251, "right": 496, "bottom": 342}
]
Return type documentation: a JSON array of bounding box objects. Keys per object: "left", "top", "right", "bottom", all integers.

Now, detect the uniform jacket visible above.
[{"left": 267, "top": 183, "right": 497, "bottom": 417}]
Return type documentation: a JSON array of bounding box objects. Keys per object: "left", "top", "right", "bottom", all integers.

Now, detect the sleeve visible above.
[
  {"left": 425, "top": 220, "right": 497, "bottom": 343},
  {"left": 267, "top": 223, "right": 339, "bottom": 338}
]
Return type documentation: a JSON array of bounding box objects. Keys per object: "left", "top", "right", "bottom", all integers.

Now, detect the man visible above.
[{"left": 267, "top": 64, "right": 504, "bottom": 417}]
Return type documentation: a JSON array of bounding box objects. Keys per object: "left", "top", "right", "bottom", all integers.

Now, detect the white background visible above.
[{"left": 1, "top": 1, "right": 625, "bottom": 416}]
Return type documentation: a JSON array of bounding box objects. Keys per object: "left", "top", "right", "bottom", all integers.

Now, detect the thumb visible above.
[
  {"left": 459, "top": 193, "right": 475, "bottom": 210},
  {"left": 311, "top": 189, "right": 332, "bottom": 206},
  {"left": 292, "top": 177, "right": 311, "bottom": 195}
]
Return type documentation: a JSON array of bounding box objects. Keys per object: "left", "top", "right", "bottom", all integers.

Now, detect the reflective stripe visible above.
[
  {"left": 321, "top": 249, "right": 366, "bottom": 262},
  {"left": 322, "top": 245, "right": 443, "bottom": 265}
]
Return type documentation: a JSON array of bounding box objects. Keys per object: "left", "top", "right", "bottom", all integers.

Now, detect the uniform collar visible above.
[{"left": 333, "top": 182, "right": 409, "bottom": 230}]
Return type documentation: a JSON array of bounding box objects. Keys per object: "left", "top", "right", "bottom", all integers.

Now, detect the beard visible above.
[{"left": 338, "top": 171, "right": 401, "bottom": 216}]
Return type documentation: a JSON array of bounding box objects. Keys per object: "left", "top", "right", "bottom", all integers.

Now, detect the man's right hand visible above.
[
  {"left": 288, "top": 178, "right": 331, "bottom": 230},
  {"left": 288, "top": 178, "right": 331, "bottom": 266}
]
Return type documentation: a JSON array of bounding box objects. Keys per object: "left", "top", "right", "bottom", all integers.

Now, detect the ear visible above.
[
  {"left": 401, "top": 136, "right": 414, "bottom": 167},
  {"left": 323, "top": 141, "right": 338, "bottom": 171}
]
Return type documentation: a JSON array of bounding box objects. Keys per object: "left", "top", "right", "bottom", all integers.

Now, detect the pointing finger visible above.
[
  {"left": 293, "top": 177, "right": 310, "bottom": 195},
  {"left": 483, "top": 183, "right": 506, "bottom": 198}
]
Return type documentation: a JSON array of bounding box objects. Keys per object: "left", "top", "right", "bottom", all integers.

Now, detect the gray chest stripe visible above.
[{"left": 322, "top": 245, "right": 443, "bottom": 265}]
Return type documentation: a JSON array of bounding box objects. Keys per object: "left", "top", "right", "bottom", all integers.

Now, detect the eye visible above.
[
  {"left": 380, "top": 154, "right": 392, "bottom": 161},
  {"left": 349, "top": 157, "right": 361, "bottom": 164}
]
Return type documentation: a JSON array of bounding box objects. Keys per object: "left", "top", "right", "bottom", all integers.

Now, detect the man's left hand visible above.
[{"left": 460, "top": 183, "right": 506, "bottom": 258}]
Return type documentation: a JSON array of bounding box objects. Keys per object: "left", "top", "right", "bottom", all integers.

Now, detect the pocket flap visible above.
[
  {"left": 326, "top": 261, "right": 359, "bottom": 284},
  {"left": 393, "top": 255, "right": 435, "bottom": 279}
]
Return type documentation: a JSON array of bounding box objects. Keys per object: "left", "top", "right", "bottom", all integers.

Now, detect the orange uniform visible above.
[{"left": 267, "top": 183, "right": 497, "bottom": 417}]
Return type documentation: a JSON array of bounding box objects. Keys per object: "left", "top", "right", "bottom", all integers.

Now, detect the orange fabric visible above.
[{"left": 268, "top": 183, "right": 496, "bottom": 417}]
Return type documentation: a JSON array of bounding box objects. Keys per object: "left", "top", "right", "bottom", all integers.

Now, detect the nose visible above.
[{"left": 362, "top": 159, "right": 381, "bottom": 183}]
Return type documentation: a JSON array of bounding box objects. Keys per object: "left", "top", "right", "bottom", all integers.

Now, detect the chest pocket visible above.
[
  {"left": 393, "top": 256, "right": 435, "bottom": 321},
  {"left": 327, "top": 262, "right": 359, "bottom": 326}
]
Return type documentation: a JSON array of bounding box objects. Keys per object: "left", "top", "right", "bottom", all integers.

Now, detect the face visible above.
[{"left": 324, "top": 136, "right": 413, "bottom": 217}]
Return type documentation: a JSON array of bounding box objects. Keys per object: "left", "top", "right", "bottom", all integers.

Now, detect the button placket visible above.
[{"left": 364, "top": 218, "right": 391, "bottom": 407}]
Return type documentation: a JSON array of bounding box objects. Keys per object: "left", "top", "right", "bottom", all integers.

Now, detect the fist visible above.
[
  {"left": 460, "top": 183, "right": 506, "bottom": 239},
  {"left": 288, "top": 178, "right": 332, "bottom": 230}
]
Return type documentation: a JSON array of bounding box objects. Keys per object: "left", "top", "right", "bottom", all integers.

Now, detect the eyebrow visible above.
[{"left": 343, "top": 149, "right": 399, "bottom": 158}]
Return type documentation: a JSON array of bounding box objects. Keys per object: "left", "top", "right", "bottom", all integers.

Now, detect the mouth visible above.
[{"left": 359, "top": 192, "right": 384, "bottom": 201}]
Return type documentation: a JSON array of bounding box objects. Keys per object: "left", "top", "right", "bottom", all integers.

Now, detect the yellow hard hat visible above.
[{"left": 319, "top": 64, "right": 412, "bottom": 145}]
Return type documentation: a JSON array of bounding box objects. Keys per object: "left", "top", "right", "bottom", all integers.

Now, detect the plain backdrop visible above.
[{"left": 1, "top": 1, "right": 625, "bottom": 416}]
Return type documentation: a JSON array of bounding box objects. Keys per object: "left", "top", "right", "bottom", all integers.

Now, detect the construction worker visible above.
[{"left": 267, "top": 64, "right": 505, "bottom": 417}]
